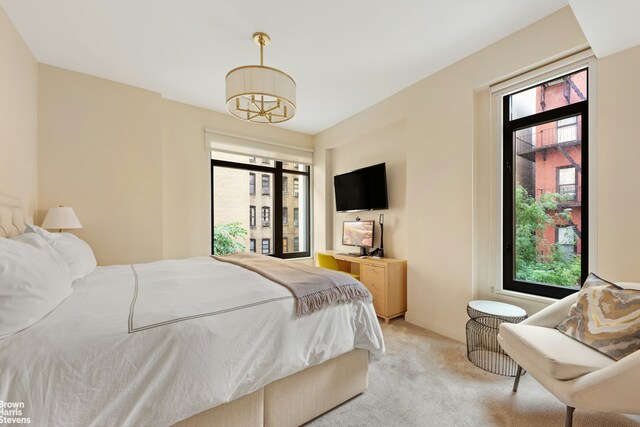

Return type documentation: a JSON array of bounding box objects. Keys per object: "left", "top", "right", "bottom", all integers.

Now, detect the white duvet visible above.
[{"left": 0, "top": 257, "right": 385, "bottom": 427}]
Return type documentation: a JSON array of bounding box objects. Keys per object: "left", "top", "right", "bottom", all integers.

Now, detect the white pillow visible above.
[
  {"left": 27, "top": 225, "right": 97, "bottom": 281},
  {"left": 0, "top": 233, "right": 73, "bottom": 340}
]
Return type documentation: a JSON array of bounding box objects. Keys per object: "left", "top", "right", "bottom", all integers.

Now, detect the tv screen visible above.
[
  {"left": 334, "top": 163, "right": 389, "bottom": 212},
  {"left": 342, "top": 221, "right": 374, "bottom": 248}
]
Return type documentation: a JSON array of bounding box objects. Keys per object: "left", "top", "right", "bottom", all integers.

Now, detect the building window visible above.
[
  {"left": 249, "top": 205, "right": 256, "bottom": 227},
  {"left": 249, "top": 173, "right": 256, "bottom": 195},
  {"left": 293, "top": 208, "right": 299, "bottom": 227},
  {"left": 502, "top": 68, "right": 588, "bottom": 299},
  {"left": 293, "top": 178, "right": 299, "bottom": 197},
  {"left": 212, "top": 158, "right": 311, "bottom": 259},
  {"left": 249, "top": 239, "right": 256, "bottom": 253},
  {"left": 294, "top": 237, "right": 299, "bottom": 252},
  {"left": 262, "top": 239, "right": 270, "bottom": 254},
  {"left": 557, "top": 226, "right": 577, "bottom": 256},
  {"left": 557, "top": 166, "right": 577, "bottom": 200}
]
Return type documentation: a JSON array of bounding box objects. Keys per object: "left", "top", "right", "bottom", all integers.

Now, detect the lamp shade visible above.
[
  {"left": 41, "top": 207, "right": 83, "bottom": 231},
  {"left": 226, "top": 66, "right": 297, "bottom": 123}
]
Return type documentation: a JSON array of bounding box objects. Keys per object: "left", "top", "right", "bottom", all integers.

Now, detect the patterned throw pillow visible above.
[{"left": 556, "top": 273, "right": 640, "bottom": 361}]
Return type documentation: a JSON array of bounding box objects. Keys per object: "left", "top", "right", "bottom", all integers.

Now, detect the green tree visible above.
[
  {"left": 213, "top": 222, "right": 247, "bottom": 255},
  {"left": 514, "top": 184, "right": 581, "bottom": 288}
]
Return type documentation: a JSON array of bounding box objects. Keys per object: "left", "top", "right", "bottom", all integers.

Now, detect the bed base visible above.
[{"left": 174, "top": 348, "right": 368, "bottom": 427}]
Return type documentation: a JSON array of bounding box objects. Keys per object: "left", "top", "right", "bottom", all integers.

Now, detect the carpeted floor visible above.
[{"left": 308, "top": 319, "right": 640, "bottom": 427}]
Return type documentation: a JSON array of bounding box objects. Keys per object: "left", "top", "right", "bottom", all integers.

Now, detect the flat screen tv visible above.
[{"left": 334, "top": 163, "right": 389, "bottom": 212}]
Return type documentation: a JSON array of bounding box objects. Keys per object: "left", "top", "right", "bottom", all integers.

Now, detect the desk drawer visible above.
[{"left": 360, "top": 264, "right": 385, "bottom": 296}]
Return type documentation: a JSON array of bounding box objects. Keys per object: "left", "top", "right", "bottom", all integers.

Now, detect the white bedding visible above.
[{"left": 0, "top": 257, "right": 385, "bottom": 427}]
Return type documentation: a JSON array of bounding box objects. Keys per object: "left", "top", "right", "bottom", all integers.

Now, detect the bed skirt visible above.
[{"left": 174, "top": 348, "right": 369, "bottom": 427}]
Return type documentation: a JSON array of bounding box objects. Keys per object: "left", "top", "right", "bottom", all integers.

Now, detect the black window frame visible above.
[
  {"left": 211, "top": 158, "right": 311, "bottom": 259},
  {"left": 262, "top": 238, "right": 270, "bottom": 254},
  {"left": 249, "top": 239, "right": 256, "bottom": 253},
  {"left": 293, "top": 207, "right": 299, "bottom": 228},
  {"left": 282, "top": 176, "right": 288, "bottom": 194},
  {"left": 503, "top": 69, "right": 588, "bottom": 299},
  {"left": 282, "top": 206, "right": 288, "bottom": 225}
]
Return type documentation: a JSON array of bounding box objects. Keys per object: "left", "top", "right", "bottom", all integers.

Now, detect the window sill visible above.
[{"left": 496, "top": 288, "right": 558, "bottom": 306}]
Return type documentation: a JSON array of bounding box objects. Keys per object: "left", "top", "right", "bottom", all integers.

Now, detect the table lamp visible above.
[{"left": 42, "top": 206, "right": 83, "bottom": 233}]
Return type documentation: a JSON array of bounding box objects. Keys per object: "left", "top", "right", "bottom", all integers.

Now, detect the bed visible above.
[{"left": 0, "top": 195, "right": 385, "bottom": 427}]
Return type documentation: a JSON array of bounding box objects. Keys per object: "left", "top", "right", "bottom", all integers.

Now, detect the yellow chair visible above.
[{"left": 317, "top": 253, "right": 359, "bottom": 279}]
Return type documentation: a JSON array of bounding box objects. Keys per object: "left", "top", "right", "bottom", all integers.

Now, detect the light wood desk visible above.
[{"left": 317, "top": 251, "right": 407, "bottom": 323}]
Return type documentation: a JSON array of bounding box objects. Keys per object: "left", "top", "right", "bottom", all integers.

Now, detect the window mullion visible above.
[{"left": 274, "top": 162, "right": 284, "bottom": 257}]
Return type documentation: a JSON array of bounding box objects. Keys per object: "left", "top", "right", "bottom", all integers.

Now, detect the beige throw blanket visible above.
[{"left": 212, "top": 253, "right": 372, "bottom": 316}]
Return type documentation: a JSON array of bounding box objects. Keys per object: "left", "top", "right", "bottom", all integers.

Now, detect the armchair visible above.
[{"left": 497, "top": 293, "right": 640, "bottom": 427}]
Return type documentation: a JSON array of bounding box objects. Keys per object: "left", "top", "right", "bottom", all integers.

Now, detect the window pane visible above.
[
  {"left": 283, "top": 173, "right": 308, "bottom": 254},
  {"left": 249, "top": 173, "right": 256, "bottom": 195},
  {"left": 283, "top": 162, "right": 309, "bottom": 172},
  {"left": 213, "top": 166, "right": 273, "bottom": 255},
  {"left": 509, "top": 70, "right": 587, "bottom": 121},
  {"left": 512, "top": 115, "right": 582, "bottom": 289}
]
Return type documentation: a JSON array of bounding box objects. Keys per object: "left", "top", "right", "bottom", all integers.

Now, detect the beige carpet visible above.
[{"left": 308, "top": 320, "right": 640, "bottom": 427}]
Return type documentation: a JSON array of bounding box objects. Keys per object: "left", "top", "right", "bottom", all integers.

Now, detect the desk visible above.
[{"left": 317, "top": 251, "right": 407, "bottom": 323}]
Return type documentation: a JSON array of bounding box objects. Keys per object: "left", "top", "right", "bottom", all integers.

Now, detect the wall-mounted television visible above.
[{"left": 334, "top": 163, "right": 389, "bottom": 212}]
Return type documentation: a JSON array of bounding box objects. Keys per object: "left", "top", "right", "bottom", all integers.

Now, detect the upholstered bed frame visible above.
[
  {"left": 1, "top": 194, "right": 370, "bottom": 427},
  {"left": 0, "top": 194, "right": 28, "bottom": 238}
]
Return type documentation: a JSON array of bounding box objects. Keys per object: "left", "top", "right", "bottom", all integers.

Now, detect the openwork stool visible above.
[{"left": 466, "top": 300, "right": 527, "bottom": 376}]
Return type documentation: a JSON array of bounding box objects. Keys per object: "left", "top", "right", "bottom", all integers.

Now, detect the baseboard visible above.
[{"left": 404, "top": 311, "right": 466, "bottom": 344}]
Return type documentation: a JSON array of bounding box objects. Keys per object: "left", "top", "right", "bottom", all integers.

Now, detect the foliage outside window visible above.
[{"left": 213, "top": 222, "right": 247, "bottom": 255}]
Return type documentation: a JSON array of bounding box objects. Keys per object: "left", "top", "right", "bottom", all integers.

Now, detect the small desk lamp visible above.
[{"left": 42, "top": 206, "right": 83, "bottom": 233}]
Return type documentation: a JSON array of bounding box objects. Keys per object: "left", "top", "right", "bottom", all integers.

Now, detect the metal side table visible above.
[{"left": 466, "top": 300, "right": 527, "bottom": 376}]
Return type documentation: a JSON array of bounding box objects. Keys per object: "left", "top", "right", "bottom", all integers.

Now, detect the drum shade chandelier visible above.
[{"left": 225, "top": 32, "right": 296, "bottom": 124}]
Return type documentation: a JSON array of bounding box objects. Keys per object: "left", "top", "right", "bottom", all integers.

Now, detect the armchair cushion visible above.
[
  {"left": 556, "top": 273, "right": 640, "bottom": 361},
  {"left": 499, "top": 323, "right": 613, "bottom": 380}
]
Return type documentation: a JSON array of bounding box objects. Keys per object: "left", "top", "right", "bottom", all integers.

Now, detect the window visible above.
[
  {"left": 294, "top": 237, "right": 299, "bottom": 252},
  {"left": 293, "top": 178, "right": 299, "bottom": 197},
  {"left": 249, "top": 239, "right": 256, "bottom": 253},
  {"left": 262, "top": 175, "right": 270, "bottom": 195},
  {"left": 557, "top": 166, "right": 577, "bottom": 200},
  {"left": 249, "top": 173, "right": 256, "bottom": 195},
  {"left": 293, "top": 208, "right": 299, "bottom": 227},
  {"left": 212, "top": 156, "right": 311, "bottom": 259},
  {"left": 557, "top": 226, "right": 576, "bottom": 256},
  {"left": 502, "top": 68, "right": 588, "bottom": 299},
  {"left": 249, "top": 205, "right": 256, "bottom": 227},
  {"left": 262, "top": 239, "right": 270, "bottom": 254}
]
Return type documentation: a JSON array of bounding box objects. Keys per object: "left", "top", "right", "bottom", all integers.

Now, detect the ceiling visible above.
[{"left": 1, "top": 1, "right": 638, "bottom": 135}]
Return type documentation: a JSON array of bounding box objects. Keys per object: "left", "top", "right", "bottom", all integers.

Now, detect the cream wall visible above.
[
  {"left": 38, "top": 65, "right": 164, "bottom": 265},
  {"left": 596, "top": 44, "right": 640, "bottom": 280},
  {"left": 315, "top": 120, "right": 407, "bottom": 259},
  {"left": 0, "top": 6, "right": 38, "bottom": 214},
  {"left": 314, "top": 7, "right": 591, "bottom": 342},
  {"left": 37, "top": 64, "right": 311, "bottom": 265}
]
